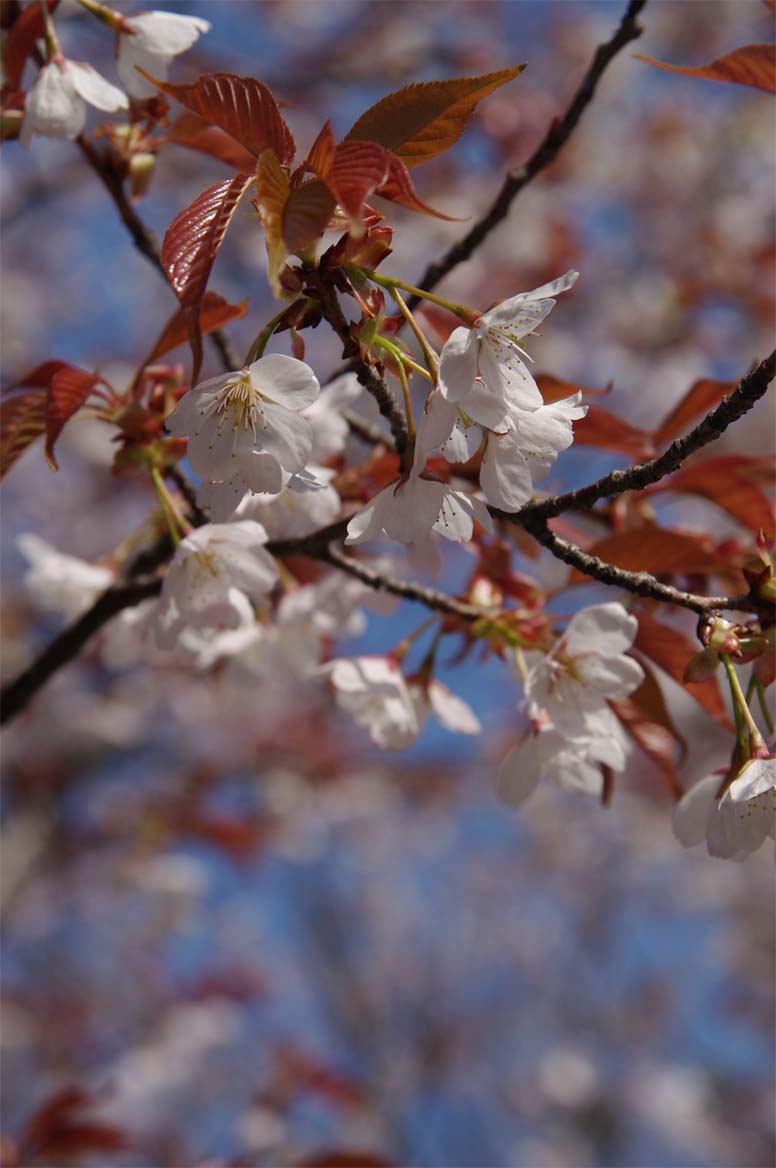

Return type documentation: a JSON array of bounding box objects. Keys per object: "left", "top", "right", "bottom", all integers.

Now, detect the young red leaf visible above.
[
  {"left": 652, "top": 377, "right": 735, "bottom": 445},
  {"left": 0, "top": 389, "right": 47, "bottom": 477},
  {"left": 345, "top": 65, "right": 526, "bottom": 168},
  {"left": 151, "top": 73, "right": 295, "bottom": 164},
  {"left": 648, "top": 455, "right": 776, "bottom": 536},
  {"left": 376, "top": 149, "right": 460, "bottom": 221},
  {"left": 633, "top": 44, "right": 776, "bottom": 95},
  {"left": 165, "top": 111, "right": 258, "bottom": 172},
  {"left": 255, "top": 148, "right": 291, "bottom": 297},
  {"left": 568, "top": 528, "right": 739, "bottom": 584},
  {"left": 573, "top": 405, "right": 655, "bottom": 459},
  {"left": 634, "top": 610, "right": 733, "bottom": 729},
  {"left": 2, "top": 0, "right": 59, "bottom": 91},
  {"left": 45, "top": 366, "right": 101, "bottom": 470},
  {"left": 3, "top": 360, "right": 72, "bottom": 394},
  {"left": 145, "top": 292, "right": 249, "bottom": 365},
  {"left": 305, "top": 119, "right": 336, "bottom": 180},
  {"left": 162, "top": 172, "right": 253, "bottom": 378},
  {"left": 283, "top": 180, "right": 337, "bottom": 257},
  {"left": 612, "top": 691, "right": 683, "bottom": 799},
  {"left": 536, "top": 372, "right": 610, "bottom": 403}
]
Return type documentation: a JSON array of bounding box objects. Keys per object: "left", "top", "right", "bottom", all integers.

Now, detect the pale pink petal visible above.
[
  {"left": 68, "top": 62, "right": 128, "bottom": 111},
  {"left": 438, "top": 327, "right": 478, "bottom": 402},
  {"left": 249, "top": 355, "right": 320, "bottom": 411},
  {"left": 564, "top": 603, "right": 639, "bottom": 658}
]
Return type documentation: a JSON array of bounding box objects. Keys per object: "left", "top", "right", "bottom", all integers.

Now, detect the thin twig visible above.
[
  {"left": 318, "top": 545, "right": 482, "bottom": 620},
  {"left": 522, "top": 517, "right": 751, "bottom": 615},
  {"left": 507, "top": 350, "right": 776, "bottom": 523},
  {"left": 407, "top": 0, "right": 647, "bottom": 307}
]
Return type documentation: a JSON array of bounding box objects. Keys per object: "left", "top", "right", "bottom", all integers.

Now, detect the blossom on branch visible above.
[
  {"left": 498, "top": 722, "right": 629, "bottom": 806},
  {"left": 117, "top": 11, "right": 212, "bottom": 99},
  {"left": 18, "top": 534, "right": 114, "bottom": 620},
  {"left": 673, "top": 758, "right": 776, "bottom": 860},
  {"left": 20, "top": 60, "right": 128, "bottom": 146},
  {"left": 438, "top": 271, "right": 579, "bottom": 427},
  {"left": 165, "top": 356, "right": 320, "bottom": 511},
  {"left": 321, "top": 656, "right": 420, "bottom": 749}
]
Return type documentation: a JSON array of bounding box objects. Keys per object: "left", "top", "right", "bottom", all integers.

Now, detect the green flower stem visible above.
[
  {"left": 150, "top": 467, "right": 185, "bottom": 547},
  {"left": 390, "top": 287, "right": 440, "bottom": 382},
  {"left": 75, "top": 0, "right": 122, "bottom": 26},
  {"left": 721, "top": 653, "right": 765, "bottom": 751},
  {"left": 38, "top": 0, "right": 62, "bottom": 58},
  {"left": 374, "top": 337, "right": 416, "bottom": 438},
  {"left": 243, "top": 306, "right": 293, "bottom": 367},
  {"left": 513, "top": 646, "right": 530, "bottom": 685},
  {"left": 360, "top": 268, "right": 473, "bottom": 322}
]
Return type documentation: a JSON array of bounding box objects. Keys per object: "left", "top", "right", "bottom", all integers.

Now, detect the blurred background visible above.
[{"left": 2, "top": 2, "right": 774, "bottom": 1165}]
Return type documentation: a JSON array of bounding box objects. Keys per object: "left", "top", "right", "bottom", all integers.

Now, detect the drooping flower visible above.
[
  {"left": 233, "top": 471, "right": 341, "bottom": 538},
  {"left": 21, "top": 60, "right": 128, "bottom": 146},
  {"left": 524, "top": 602, "right": 644, "bottom": 740},
  {"left": 154, "top": 521, "right": 278, "bottom": 649},
  {"left": 479, "top": 393, "right": 586, "bottom": 511},
  {"left": 673, "top": 758, "right": 776, "bottom": 860},
  {"left": 498, "top": 722, "right": 629, "bottom": 807},
  {"left": 345, "top": 468, "right": 493, "bottom": 547},
  {"left": 438, "top": 271, "right": 579, "bottom": 427},
  {"left": 117, "top": 11, "right": 211, "bottom": 99},
  {"left": 18, "top": 533, "right": 114, "bottom": 619},
  {"left": 165, "top": 356, "right": 320, "bottom": 505},
  {"left": 321, "top": 656, "right": 419, "bottom": 749}
]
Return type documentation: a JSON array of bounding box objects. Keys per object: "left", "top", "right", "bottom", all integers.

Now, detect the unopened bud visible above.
[
  {"left": 699, "top": 615, "right": 741, "bottom": 655},
  {"left": 129, "top": 152, "right": 156, "bottom": 201}
]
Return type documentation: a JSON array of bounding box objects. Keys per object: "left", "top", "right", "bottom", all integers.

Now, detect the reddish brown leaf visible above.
[
  {"left": 345, "top": 66, "right": 525, "bottom": 168},
  {"left": 165, "top": 111, "right": 258, "bottom": 172},
  {"left": 612, "top": 693, "right": 683, "bottom": 799},
  {"left": 634, "top": 610, "right": 733, "bottom": 729},
  {"left": 2, "top": 0, "right": 59, "bottom": 91},
  {"left": 568, "top": 528, "right": 737, "bottom": 584},
  {"left": 305, "top": 119, "right": 335, "bottom": 180},
  {"left": 19, "top": 1088, "right": 127, "bottom": 1162},
  {"left": 146, "top": 292, "right": 249, "bottom": 365},
  {"left": 0, "top": 389, "right": 47, "bottom": 477},
  {"left": 629, "top": 657, "right": 689, "bottom": 763},
  {"left": 255, "top": 148, "right": 291, "bottom": 297},
  {"left": 283, "top": 180, "right": 337, "bottom": 257},
  {"left": 652, "top": 377, "right": 734, "bottom": 444},
  {"left": 3, "top": 360, "right": 72, "bottom": 394},
  {"left": 649, "top": 455, "right": 776, "bottom": 535},
  {"left": 573, "top": 405, "right": 654, "bottom": 459},
  {"left": 45, "top": 366, "right": 100, "bottom": 470},
  {"left": 633, "top": 44, "right": 776, "bottom": 95},
  {"left": 162, "top": 173, "right": 253, "bottom": 378},
  {"left": 152, "top": 73, "right": 295, "bottom": 164},
  {"left": 376, "top": 148, "right": 460, "bottom": 220}
]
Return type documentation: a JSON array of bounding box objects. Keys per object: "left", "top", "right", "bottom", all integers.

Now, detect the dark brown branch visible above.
[
  {"left": 522, "top": 517, "right": 751, "bottom": 615},
  {"left": 304, "top": 267, "right": 409, "bottom": 463},
  {"left": 318, "top": 545, "right": 481, "bottom": 620},
  {"left": 504, "top": 349, "right": 776, "bottom": 524},
  {"left": 76, "top": 135, "right": 241, "bottom": 373},
  {"left": 407, "top": 0, "right": 647, "bottom": 306}
]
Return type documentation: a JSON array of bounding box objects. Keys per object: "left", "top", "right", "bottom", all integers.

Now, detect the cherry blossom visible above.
[
  {"left": 321, "top": 656, "right": 419, "bottom": 749},
  {"left": 524, "top": 602, "right": 644, "bottom": 740},
  {"left": 498, "top": 722, "right": 629, "bottom": 807},
  {"left": 438, "top": 271, "right": 579, "bottom": 426},
  {"left": 165, "top": 356, "right": 320, "bottom": 503},
  {"left": 20, "top": 60, "right": 128, "bottom": 146},
  {"left": 116, "top": 11, "right": 212, "bottom": 99},
  {"left": 673, "top": 760, "right": 776, "bottom": 860},
  {"left": 18, "top": 533, "right": 114, "bottom": 619},
  {"left": 345, "top": 468, "right": 493, "bottom": 547},
  {"left": 154, "top": 521, "right": 278, "bottom": 649}
]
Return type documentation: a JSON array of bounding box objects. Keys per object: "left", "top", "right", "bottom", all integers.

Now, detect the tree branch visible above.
[
  {"left": 317, "top": 544, "right": 481, "bottom": 621},
  {"left": 505, "top": 349, "right": 776, "bottom": 523},
  {"left": 407, "top": 0, "right": 647, "bottom": 306},
  {"left": 521, "top": 517, "right": 751, "bottom": 615}
]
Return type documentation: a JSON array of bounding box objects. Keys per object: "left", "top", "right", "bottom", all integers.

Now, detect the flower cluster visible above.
[{"left": 498, "top": 603, "right": 645, "bottom": 807}]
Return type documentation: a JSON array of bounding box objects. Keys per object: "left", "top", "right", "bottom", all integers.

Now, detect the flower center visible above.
[{"left": 215, "top": 371, "right": 267, "bottom": 437}]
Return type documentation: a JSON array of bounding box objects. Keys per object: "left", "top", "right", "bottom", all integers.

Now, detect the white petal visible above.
[
  {"left": 728, "top": 756, "right": 776, "bottom": 802},
  {"left": 497, "top": 740, "right": 543, "bottom": 807},
  {"left": 577, "top": 653, "right": 644, "bottom": 699},
  {"left": 197, "top": 478, "right": 246, "bottom": 521},
  {"left": 240, "top": 451, "right": 285, "bottom": 494},
  {"left": 438, "top": 327, "right": 478, "bottom": 402},
  {"left": 254, "top": 400, "right": 313, "bottom": 472},
  {"left": 428, "top": 682, "right": 481, "bottom": 734},
  {"left": 249, "top": 355, "right": 320, "bottom": 411},
  {"left": 69, "top": 62, "right": 128, "bottom": 111},
  {"left": 415, "top": 390, "right": 459, "bottom": 461},
  {"left": 123, "top": 11, "right": 211, "bottom": 54},
  {"left": 22, "top": 64, "right": 85, "bottom": 142},
  {"left": 672, "top": 774, "right": 719, "bottom": 847},
  {"left": 564, "top": 603, "right": 639, "bottom": 658},
  {"left": 345, "top": 497, "right": 384, "bottom": 545},
  {"left": 480, "top": 434, "right": 532, "bottom": 511}
]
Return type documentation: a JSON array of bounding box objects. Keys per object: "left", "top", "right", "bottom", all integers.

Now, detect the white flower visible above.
[
  {"left": 345, "top": 468, "right": 493, "bottom": 547},
  {"left": 154, "top": 520, "right": 277, "bottom": 649},
  {"left": 480, "top": 393, "right": 586, "bottom": 511},
  {"left": 498, "top": 723, "right": 628, "bottom": 807},
  {"left": 321, "top": 656, "right": 420, "bottom": 749},
  {"left": 233, "top": 471, "right": 341, "bottom": 538},
  {"left": 303, "top": 372, "right": 363, "bottom": 463},
  {"left": 21, "top": 60, "right": 128, "bottom": 146},
  {"left": 409, "top": 679, "right": 482, "bottom": 737},
  {"left": 524, "top": 602, "right": 644, "bottom": 740},
  {"left": 165, "top": 356, "right": 320, "bottom": 501},
  {"left": 117, "top": 11, "right": 211, "bottom": 99},
  {"left": 18, "top": 533, "right": 113, "bottom": 619},
  {"left": 438, "top": 271, "right": 579, "bottom": 427},
  {"left": 673, "top": 760, "right": 776, "bottom": 860}
]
